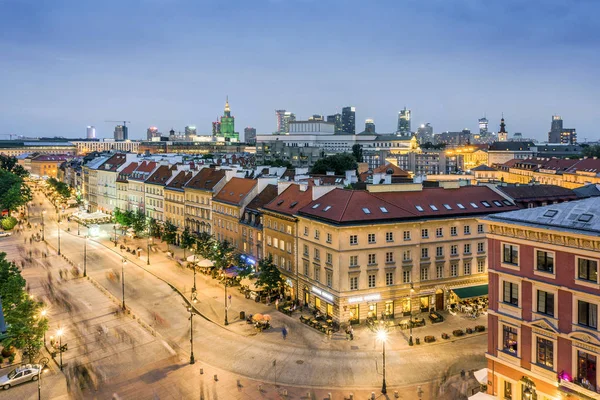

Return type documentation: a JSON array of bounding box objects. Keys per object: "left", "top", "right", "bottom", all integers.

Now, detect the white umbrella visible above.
[
  {"left": 186, "top": 255, "right": 199, "bottom": 262},
  {"left": 197, "top": 259, "right": 214, "bottom": 268},
  {"left": 474, "top": 368, "right": 488, "bottom": 385},
  {"left": 468, "top": 392, "right": 496, "bottom": 400}
]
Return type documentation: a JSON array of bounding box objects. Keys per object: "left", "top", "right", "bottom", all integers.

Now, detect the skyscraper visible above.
[
  {"left": 497, "top": 117, "right": 508, "bottom": 142},
  {"left": 244, "top": 127, "right": 257, "bottom": 145},
  {"left": 212, "top": 120, "right": 221, "bottom": 136},
  {"left": 217, "top": 97, "right": 239, "bottom": 142},
  {"left": 397, "top": 107, "right": 411, "bottom": 136},
  {"left": 478, "top": 117, "right": 489, "bottom": 135},
  {"left": 86, "top": 126, "right": 96, "bottom": 139},
  {"left": 326, "top": 113, "right": 342, "bottom": 134},
  {"left": 548, "top": 115, "right": 563, "bottom": 143},
  {"left": 147, "top": 126, "right": 160, "bottom": 140},
  {"left": 364, "top": 119, "right": 375, "bottom": 133},
  {"left": 275, "top": 110, "right": 296, "bottom": 134},
  {"left": 185, "top": 126, "right": 197, "bottom": 139},
  {"left": 416, "top": 123, "right": 433, "bottom": 143},
  {"left": 114, "top": 125, "right": 128, "bottom": 141},
  {"left": 341, "top": 106, "right": 356, "bottom": 134}
]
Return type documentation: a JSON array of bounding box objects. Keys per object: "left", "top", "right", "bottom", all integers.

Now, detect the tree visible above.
[
  {"left": 582, "top": 144, "right": 600, "bottom": 158},
  {"left": 234, "top": 254, "right": 254, "bottom": 278},
  {"left": 255, "top": 255, "right": 284, "bottom": 292},
  {"left": 0, "top": 155, "right": 28, "bottom": 178},
  {"left": 195, "top": 231, "right": 214, "bottom": 260},
  {"left": 267, "top": 158, "right": 293, "bottom": 168},
  {"left": 211, "top": 240, "right": 236, "bottom": 271},
  {"left": 148, "top": 218, "right": 162, "bottom": 238},
  {"left": 420, "top": 142, "right": 446, "bottom": 150},
  {"left": 162, "top": 221, "right": 177, "bottom": 252},
  {"left": 352, "top": 144, "right": 364, "bottom": 163},
  {"left": 310, "top": 153, "right": 358, "bottom": 175},
  {"left": 131, "top": 210, "right": 147, "bottom": 235},
  {"left": 0, "top": 170, "right": 28, "bottom": 213},
  {"left": 180, "top": 227, "right": 195, "bottom": 260}
]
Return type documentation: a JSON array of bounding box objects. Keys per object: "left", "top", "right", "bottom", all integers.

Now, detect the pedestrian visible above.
[
  {"left": 345, "top": 326, "right": 351, "bottom": 341},
  {"left": 59, "top": 269, "right": 64, "bottom": 280},
  {"left": 275, "top": 298, "right": 279, "bottom": 310},
  {"left": 350, "top": 326, "right": 354, "bottom": 341},
  {"left": 282, "top": 326, "right": 288, "bottom": 340}
]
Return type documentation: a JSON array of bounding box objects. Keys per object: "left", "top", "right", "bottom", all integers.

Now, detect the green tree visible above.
[
  {"left": 352, "top": 144, "right": 363, "bottom": 163},
  {"left": 180, "top": 227, "right": 195, "bottom": 260},
  {"left": 131, "top": 210, "right": 147, "bottom": 235},
  {"left": 162, "top": 221, "right": 177, "bottom": 252},
  {"left": 211, "top": 240, "right": 235, "bottom": 271},
  {"left": 195, "top": 231, "right": 214, "bottom": 259},
  {"left": 234, "top": 254, "right": 254, "bottom": 278},
  {"left": 0, "top": 170, "right": 27, "bottom": 212},
  {"left": 582, "top": 144, "right": 600, "bottom": 158},
  {"left": 1, "top": 217, "right": 18, "bottom": 230},
  {"left": 310, "top": 153, "right": 358, "bottom": 175},
  {"left": 267, "top": 158, "right": 293, "bottom": 168},
  {"left": 255, "top": 255, "right": 284, "bottom": 292},
  {"left": 148, "top": 218, "right": 162, "bottom": 238},
  {"left": 0, "top": 155, "right": 28, "bottom": 178}
]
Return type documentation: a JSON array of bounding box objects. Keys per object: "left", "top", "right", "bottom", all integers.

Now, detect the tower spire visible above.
[{"left": 224, "top": 96, "right": 230, "bottom": 112}]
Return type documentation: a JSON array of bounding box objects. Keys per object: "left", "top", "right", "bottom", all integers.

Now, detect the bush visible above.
[
  {"left": 1, "top": 217, "right": 17, "bottom": 231},
  {"left": 8, "top": 355, "right": 15, "bottom": 364},
  {"left": 441, "top": 333, "right": 450, "bottom": 340},
  {"left": 1, "top": 347, "right": 13, "bottom": 358},
  {"left": 466, "top": 327, "right": 474, "bottom": 334},
  {"left": 0, "top": 356, "right": 3, "bottom": 364},
  {"left": 424, "top": 335, "right": 436, "bottom": 343},
  {"left": 475, "top": 325, "right": 486, "bottom": 332},
  {"left": 452, "top": 329, "right": 464, "bottom": 337}
]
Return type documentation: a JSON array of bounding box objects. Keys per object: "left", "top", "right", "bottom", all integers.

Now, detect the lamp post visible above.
[
  {"left": 57, "top": 220, "right": 61, "bottom": 255},
  {"left": 409, "top": 283, "right": 415, "bottom": 346},
  {"left": 376, "top": 328, "right": 388, "bottom": 394},
  {"left": 83, "top": 236, "right": 88, "bottom": 277},
  {"left": 40, "top": 309, "right": 48, "bottom": 345},
  {"left": 56, "top": 328, "right": 64, "bottom": 370},
  {"left": 188, "top": 294, "right": 197, "bottom": 365},
  {"left": 113, "top": 225, "right": 117, "bottom": 247},
  {"left": 41, "top": 210, "right": 46, "bottom": 241},
  {"left": 77, "top": 219, "right": 80, "bottom": 236},
  {"left": 121, "top": 258, "right": 126, "bottom": 310},
  {"left": 147, "top": 236, "right": 151, "bottom": 265},
  {"left": 192, "top": 259, "right": 197, "bottom": 296},
  {"left": 224, "top": 279, "right": 229, "bottom": 326},
  {"left": 37, "top": 356, "right": 49, "bottom": 400}
]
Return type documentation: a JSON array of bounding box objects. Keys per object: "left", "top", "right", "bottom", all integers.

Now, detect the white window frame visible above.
[
  {"left": 534, "top": 247, "right": 556, "bottom": 279},
  {"left": 501, "top": 242, "right": 520, "bottom": 271},
  {"left": 574, "top": 256, "right": 600, "bottom": 289}
]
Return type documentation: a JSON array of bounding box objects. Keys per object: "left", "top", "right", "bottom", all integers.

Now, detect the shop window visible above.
[
  {"left": 503, "top": 381, "right": 512, "bottom": 400},
  {"left": 420, "top": 296, "right": 429, "bottom": 312},
  {"left": 326, "top": 303, "right": 333, "bottom": 317},
  {"left": 349, "top": 304, "right": 359, "bottom": 324},
  {"left": 577, "top": 350, "right": 597, "bottom": 391},
  {"left": 536, "top": 337, "right": 554, "bottom": 369},
  {"left": 384, "top": 301, "right": 394, "bottom": 318},
  {"left": 502, "top": 325, "right": 518, "bottom": 355},
  {"left": 578, "top": 258, "right": 598, "bottom": 283},
  {"left": 536, "top": 290, "right": 554, "bottom": 317},
  {"left": 315, "top": 297, "right": 321, "bottom": 309},
  {"left": 402, "top": 298, "right": 411, "bottom": 316},
  {"left": 367, "top": 303, "right": 377, "bottom": 319},
  {"left": 536, "top": 251, "right": 554, "bottom": 274}
]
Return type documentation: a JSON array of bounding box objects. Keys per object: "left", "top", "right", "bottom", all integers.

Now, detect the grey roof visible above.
[
  {"left": 85, "top": 155, "right": 111, "bottom": 170},
  {"left": 471, "top": 165, "right": 497, "bottom": 171},
  {"left": 485, "top": 197, "right": 600, "bottom": 236},
  {"left": 489, "top": 141, "right": 534, "bottom": 152},
  {"left": 573, "top": 184, "right": 600, "bottom": 198}
]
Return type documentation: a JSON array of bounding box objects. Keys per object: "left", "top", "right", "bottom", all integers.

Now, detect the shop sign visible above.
[
  {"left": 311, "top": 286, "right": 334, "bottom": 302},
  {"left": 348, "top": 293, "right": 381, "bottom": 304}
]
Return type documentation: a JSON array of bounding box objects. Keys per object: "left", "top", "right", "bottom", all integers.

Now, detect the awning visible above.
[
  {"left": 468, "top": 392, "right": 496, "bottom": 400},
  {"left": 474, "top": 368, "right": 488, "bottom": 385},
  {"left": 452, "top": 284, "right": 488, "bottom": 299}
]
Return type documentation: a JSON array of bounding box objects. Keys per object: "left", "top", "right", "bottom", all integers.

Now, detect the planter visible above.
[
  {"left": 441, "top": 333, "right": 450, "bottom": 340},
  {"left": 466, "top": 328, "right": 474, "bottom": 334},
  {"left": 475, "top": 325, "right": 486, "bottom": 332},
  {"left": 424, "top": 335, "right": 436, "bottom": 343},
  {"left": 452, "top": 329, "right": 464, "bottom": 337}
]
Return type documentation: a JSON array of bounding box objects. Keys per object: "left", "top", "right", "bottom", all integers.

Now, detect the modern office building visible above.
[
  {"left": 561, "top": 128, "right": 577, "bottom": 145},
  {"left": 114, "top": 125, "right": 128, "bottom": 141},
  {"left": 484, "top": 199, "right": 600, "bottom": 400},
  {"left": 548, "top": 115, "right": 563, "bottom": 143},
  {"left": 185, "top": 126, "right": 197, "bottom": 139},
  {"left": 86, "top": 126, "right": 96, "bottom": 139},
  {"left": 364, "top": 119, "right": 376, "bottom": 133},
  {"left": 147, "top": 126, "right": 160, "bottom": 140},
  {"left": 327, "top": 113, "right": 342, "bottom": 134},
  {"left": 244, "top": 127, "right": 257, "bottom": 145},
  {"left": 342, "top": 106, "right": 356, "bottom": 135},
  {"left": 479, "top": 117, "right": 489, "bottom": 135},
  {"left": 308, "top": 115, "right": 324, "bottom": 121},
  {"left": 434, "top": 130, "right": 472, "bottom": 146},
  {"left": 416, "top": 123, "right": 433, "bottom": 144},
  {"left": 397, "top": 107, "right": 411, "bottom": 137},
  {"left": 276, "top": 110, "right": 296, "bottom": 134}
]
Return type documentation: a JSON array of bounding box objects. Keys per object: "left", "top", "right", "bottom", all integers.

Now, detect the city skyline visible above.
[{"left": 1, "top": 1, "right": 599, "bottom": 141}]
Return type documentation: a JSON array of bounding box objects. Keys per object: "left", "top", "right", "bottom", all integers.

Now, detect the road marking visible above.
[{"left": 160, "top": 340, "right": 177, "bottom": 356}]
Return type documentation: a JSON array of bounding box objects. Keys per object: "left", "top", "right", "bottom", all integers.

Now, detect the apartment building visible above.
[
  {"left": 127, "top": 161, "right": 158, "bottom": 213},
  {"left": 82, "top": 155, "right": 110, "bottom": 212},
  {"left": 484, "top": 199, "right": 600, "bottom": 400},
  {"left": 292, "top": 183, "right": 519, "bottom": 323},
  {"left": 96, "top": 153, "right": 131, "bottom": 213},
  {"left": 239, "top": 184, "right": 278, "bottom": 262},
  {"left": 183, "top": 168, "right": 227, "bottom": 234},
  {"left": 164, "top": 170, "right": 195, "bottom": 234},
  {"left": 144, "top": 164, "right": 178, "bottom": 222},
  {"left": 115, "top": 162, "right": 138, "bottom": 211}
]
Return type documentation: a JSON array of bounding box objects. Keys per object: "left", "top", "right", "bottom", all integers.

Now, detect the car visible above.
[
  {"left": 0, "top": 232, "right": 12, "bottom": 238},
  {"left": 0, "top": 364, "right": 42, "bottom": 390}
]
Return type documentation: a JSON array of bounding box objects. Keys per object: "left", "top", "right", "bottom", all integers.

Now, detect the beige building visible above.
[
  {"left": 291, "top": 183, "right": 519, "bottom": 323},
  {"left": 72, "top": 140, "right": 140, "bottom": 155},
  {"left": 164, "top": 170, "right": 195, "bottom": 235},
  {"left": 127, "top": 160, "right": 158, "bottom": 213},
  {"left": 183, "top": 168, "right": 227, "bottom": 234}
]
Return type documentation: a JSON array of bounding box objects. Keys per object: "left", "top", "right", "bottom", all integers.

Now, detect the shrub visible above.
[
  {"left": 424, "top": 335, "right": 436, "bottom": 343},
  {"left": 475, "top": 325, "right": 486, "bottom": 332},
  {"left": 8, "top": 355, "right": 15, "bottom": 364},
  {"left": 466, "top": 327, "right": 474, "bottom": 334},
  {"left": 452, "top": 329, "right": 464, "bottom": 337},
  {"left": 441, "top": 333, "right": 450, "bottom": 339},
  {"left": 0, "top": 356, "right": 3, "bottom": 364},
  {"left": 1, "top": 347, "right": 13, "bottom": 358},
  {"left": 1, "top": 217, "right": 17, "bottom": 231}
]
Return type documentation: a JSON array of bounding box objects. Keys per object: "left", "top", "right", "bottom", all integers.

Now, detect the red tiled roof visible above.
[
  {"left": 165, "top": 170, "right": 194, "bottom": 190},
  {"left": 116, "top": 162, "right": 138, "bottom": 183},
  {"left": 135, "top": 161, "right": 157, "bottom": 173},
  {"left": 213, "top": 178, "right": 257, "bottom": 205},
  {"left": 145, "top": 165, "right": 174, "bottom": 185},
  {"left": 99, "top": 153, "right": 128, "bottom": 172},
  {"left": 298, "top": 186, "right": 520, "bottom": 224},
  {"left": 360, "top": 163, "right": 410, "bottom": 182},
  {"left": 264, "top": 184, "right": 315, "bottom": 216},
  {"left": 497, "top": 185, "right": 577, "bottom": 202},
  {"left": 184, "top": 168, "right": 226, "bottom": 191},
  {"left": 499, "top": 157, "right": 600, "bottom": 174},
  {"left": 246, "top": 185, "right": 279, "bottom": 211}
]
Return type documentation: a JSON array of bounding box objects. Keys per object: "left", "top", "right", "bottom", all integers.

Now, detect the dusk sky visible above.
[{"left": 1, "top": 0, "right": 599, "bottom": 141}]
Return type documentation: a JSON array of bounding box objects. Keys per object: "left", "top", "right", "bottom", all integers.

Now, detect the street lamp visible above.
[
  {"left": 56, "top": 328, "right": 65, "bottom": 371},
  {"left": 83, "top": 236, "right": 88, "bottom": 277},
  {"left": 224, "top": 277, "right": 229, "bottom": 326},
  {"left": 121, "top": 258, "right": 126, "bottom": 310},
  {"left": 77, "top": 218, "right": 80, "bottom": 236},
  {"left": 41, "top": 210, "right": 46, "bottom": 241},
  {"left": 57, "top": 220, "right": 61, "bottom": 255},
  {"left": 37, "top": 356, "right": 49, "bottom": 400},
  {"left": 409, "top": 283, "right": 415, "bottom": 346},
  {"left": 376, "top": 327, "right": 388, "bottom": 394},
  {"left": 40, "top": 309, "right": 48, "bottom": 345},
  {"left": 192, "top": 260, "right": 197, "bottom": 296},
  {"left": 113, "top": 225, "right": 117, "bottom": 247},
  {"left": 147, "top": 236, "right": 151, "bottom": 265},
  {"left": 188, "top": 295, "right": 198, "bottom": 365}
]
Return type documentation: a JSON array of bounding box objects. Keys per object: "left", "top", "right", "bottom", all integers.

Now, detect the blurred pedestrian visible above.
[{"left": 282, "top": 326, "right": 288, "bottom": 340}]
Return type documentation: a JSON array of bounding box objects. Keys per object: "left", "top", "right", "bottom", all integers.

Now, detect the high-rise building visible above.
[
  {"left": 341, "top": 106, "right": 356, "bottom": 134},
  {"left": 416, "top": 123, "right": 433, "bottom": 143},
  {"left": 185, "top": 126, "right": 197, "bottom": 139},
  {"left": 364, "top": 119, "right": 375, "bottom": 133},
  {"left": 114, "top": 125, "right": 128, "bottom": 141},
  {"left": 497, "top": 117, "right": 508, "bottom": 142},
  {"left": 275, "top": 110, "right": 296, "bottom": 134},
  {"left": 478, "top": 117, "right": 489, "bottom": 135},
  {"left": 86, "top": 126, "right": 96, "bottom": 139},
  {"left": 147, "top": 126, "right": 160, "bottom": 140},
  {"left": 548, "top": 115, "right": 563, "bottom": 143},
  {"left": 212, "top": 120, "right": 221, "bottom": 136},
  {"left": 397, "top": 107, "right": 411, "bottom": 136},
  {"left": 308, "top": 114, "right": 324, "bottom": 121},
  {"left": 326, "top": 113, "right": 342, "bottom": 134},
  {"left": 216, "top": 97, "right": 239, "bottom": 142},
  {"left": 560, "top": 128, "right": 577, "bottom": 144},
  {"left": 244, "top": 127, "right": 257, "bottom": 145}
]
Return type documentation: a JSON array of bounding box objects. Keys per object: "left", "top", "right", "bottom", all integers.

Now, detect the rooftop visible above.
[
  {"left": 31, "top": 154, "right": 70, "bottom": 162},
  {"left": 145, "top": 165, "right": 176, "bottom": 186},
  {"left": 496, "top": 184, "right": 577, "bottom": 202},
  {"left": 246, "top": 184, "right": 279, "bottom": 212},
  {"left": 99, "top": 153, "right": 128, "bottom": 172},
  {"left": 489, "top": 141, "right": 534, "bottom": 152},
  {"left": 165, "top": 170, "right": 195, "bottom": 190},
  {"left": 184, "top": 168, "right": 226, "bottom": 191},
  {"left": 263, "top": 184, "right": 316, "bottom": 216},
  {"left": 213, "top": 177, "right": 257, "bottom": 205}
]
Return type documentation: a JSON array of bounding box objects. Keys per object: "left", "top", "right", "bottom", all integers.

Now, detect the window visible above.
[
  {"left": 315, "top": 229, "right": 320, "bottom": 240},
  {"left": 450, "top": 263, "right": 458, "bottom": 277},
  {"left": 326, "top": 233, "right": 332, "bottom": 244},
  {"left": 415, "top": 205, "right": 424, "bottom": 212},
  {"left": 380, "top": 206, "right": 388, "bottom": 213},
  {"left": 368, "top": 233, "right": 376, "bottom": 244},
  {"left": 430, "top": 204, "right": 438, "bottom": 211},
  {"left": 450, "top": 226, "right": 457, "bottom": 236},
  {"left": 578, "top": 300, "right": 598, "bottom": 329},
  {"left": 535, "top": 290, "right": 554, "bottom": 317},
  {"left": 450, "top": 245, "right": 458, "bottom": 256},
  {"left": 443, "top": 204, "right": 452, "bottom": 210},
  {"left": 403, "top": 250, "right": 411, "bottom": 261},
  {"left": 503, "top": 281, "right": 519, "bottom": 306},
  {"left": 385, "top": 252, "right": 394, "bottom": 263},
  {"left": 421, "top": 229, "right": 429, "bottom": 239},
  {"left": 464, "top": 244, "right": 471, "bottom": 254},
  {"left": 477, "top": 260, "right": 485, "bottom": 273},
  {"left": 350, "top": 235, "right": 358, "bottom": 245},
  {"left": 385, "top": 272, "right": 394, "bottom": 286},
  {"left": 503, "top": 244, "right": 519, "bottom": 265},
  {"left": 536, "top": 250, "right": 554, "bottom": 274},
  {"left": 504, "top": 381, "right": 513, "bottom": 400},
  {"left": 368, "top": 254, "right": 376, "bottom": 265},
  {"left": 304, "top": 226, "right": 308, "bottom": 236},
  {"left": 385, "top": 232, "right": 394, "bottom": 242},
  {"left": 420, "top": 267, "right": 429, "bottom": 281},
  {"left": 350, "top": 276, "right": 358, "bottom": 290},
  {"left": 578, "top": 258, "right": 598, "bottom": 283},
  {"left": 368, "top": 274, "right": 376, "bottom": 288},
  {"left": 436, "top": 228, "right": 443, "bottom": 238},
  {"left": 349, "top": 255, "right": 358, "bottom": 267},
  {"left": 326, "top": 271, "right": 332, "bottom": 288},
  {"left": 403, "top": 270, "right": 411, "bottom": 283},
  {"left": 303, "top": 244, "right": 308, "bottom": 256},
  {"left": 326, "top": 252, "right": 332, "bottom": 264},
  {"left": 436, "top": 264, "right": 444, "bottom": 279},
  {"left": 536, "top": 337, "right": 554, "bottom": 369},
  {"left": 362, "top": 207, "right": 371, "bottom": 214},
  {"left": 303, "top": 260, "right": 309, "bottom": 276},
  {"left": 421, "top": 248, "right": 429, "bottom": 259},
  {"left": 477, "top": 242, "right": 485, "bottom": 253},
  {"left": 436, "top": 246, "right": 443, "bottom": 257},
  {"left": 323, "top": 206, "right": 332, "bottom": 212},
  {"left": 481, "top": 201, "right": 491, "bottom": 208},
  {"left": 577, "top": 350, "right": 597, "bottom": 389},
  {"left": 314, "top": 266, "right": 320, "bottom": 282},
  {"left": 403, "top": 231, "right": 411, "bottom": 241},
  {"left": 464, "top": 225, "right": 471, "bottom": 235},
  {"left": 502, "top": 325, "right": 518, "bottom": 354},
  {"left": 477, "top": 224, "right": 484, "bottom": 234}
]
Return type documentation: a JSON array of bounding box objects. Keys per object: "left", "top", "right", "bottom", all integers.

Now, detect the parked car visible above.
[
  {"left": 0, "top": 232, "right": 12, "bottom": 238},
  {"left": 0, "top": 364, "right": 42, "bottom": 390}
]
